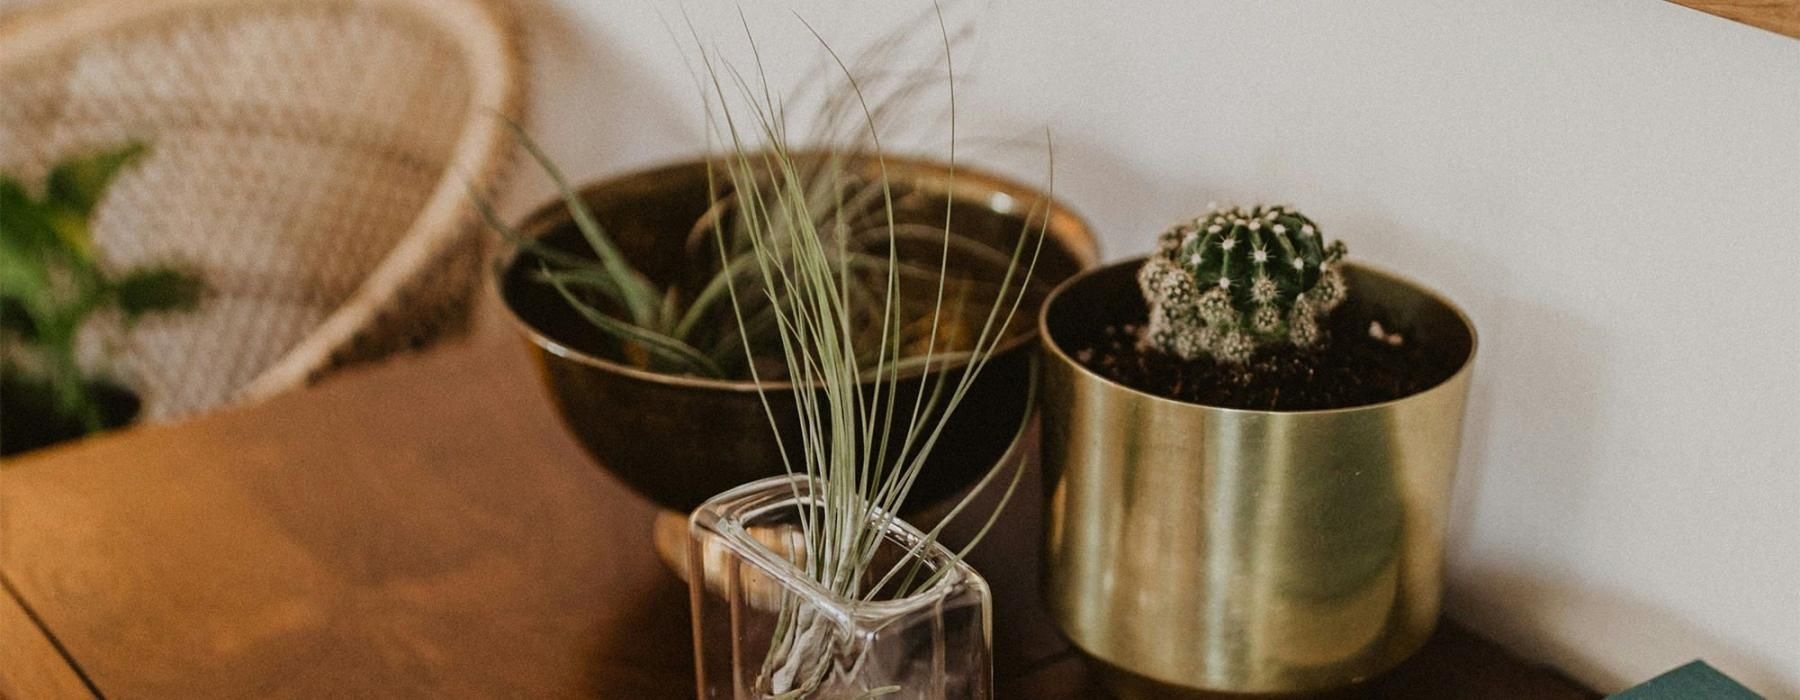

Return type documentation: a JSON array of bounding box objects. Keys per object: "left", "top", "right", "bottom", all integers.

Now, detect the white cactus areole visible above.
[{"left": 1137, "top": 204, "right": 1349, "bottom": 364}]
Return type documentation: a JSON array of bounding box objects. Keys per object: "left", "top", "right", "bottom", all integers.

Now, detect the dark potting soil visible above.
[{"left": 1068, "top": 297, "right": 1463, "bottom": 411}]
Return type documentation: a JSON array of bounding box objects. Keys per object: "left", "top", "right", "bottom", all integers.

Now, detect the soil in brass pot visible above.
[{"left": 1067, "top": 295, "right": 1461, "bottom": 411}]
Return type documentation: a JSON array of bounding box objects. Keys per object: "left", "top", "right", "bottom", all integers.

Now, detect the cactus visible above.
[{"left": 1137, "top": 203, "right": 1348, "bottom": 364}]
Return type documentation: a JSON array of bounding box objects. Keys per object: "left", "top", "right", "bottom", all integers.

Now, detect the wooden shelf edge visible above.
[{"left": 1668, "top": 0, "right": 1800, "bottom": 39}]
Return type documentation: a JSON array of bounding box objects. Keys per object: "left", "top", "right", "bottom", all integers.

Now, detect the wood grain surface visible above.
[
  {"left": 0, "top": 335, "right": 688, "bottom": 698},
  {"left": 1669, "top": 0, "right": 1800, "bottom": 38},
  {"left": 0, "top": 326, "right": 1596, "bottom": 698}
]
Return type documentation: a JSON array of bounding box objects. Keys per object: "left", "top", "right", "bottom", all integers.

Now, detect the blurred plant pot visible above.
[
  {"left": 1037, "top": 258, "right": 1477, "bottom": 697},
  {"left": 0, "top": 373, "right": 140, "bottom": 456},
  {"left": 498, "top": 155, "right": 1096, "bottom": 513}
]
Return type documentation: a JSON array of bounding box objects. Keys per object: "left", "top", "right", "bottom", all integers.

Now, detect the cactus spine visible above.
[{"left": 1137, "top": 204, "right": 1348, "bottom": 364}]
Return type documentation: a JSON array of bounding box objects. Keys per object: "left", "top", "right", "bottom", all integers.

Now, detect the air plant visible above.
[
  {"left": 471, "top": 16, "right": 1025, "bottom": 382},
  {"left": 1137, "top": 203, "right": 1347, "bottom": 364},
  {"left": 694, "top": 8, "right": 1050, "bottom": 697},
  {"left": 0, "top": 142, "right": 205, "bottom": 446}
]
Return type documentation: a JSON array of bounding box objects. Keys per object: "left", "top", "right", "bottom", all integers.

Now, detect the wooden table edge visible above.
[{"left": 0, "top": 574, "right": 95, "bottom": 699}]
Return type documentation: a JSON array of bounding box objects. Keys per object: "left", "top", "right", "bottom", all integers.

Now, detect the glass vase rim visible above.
[{"left": 691, "top": 474, "right": 980, "bottom": 624}]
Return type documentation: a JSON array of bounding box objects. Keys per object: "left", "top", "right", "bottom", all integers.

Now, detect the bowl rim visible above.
[
  {"left": 1037, "top": 256, "right": 1480, "bottom": 416},
  {"left": 496, "top": 151, "right": 1100, "bottom": 394}
]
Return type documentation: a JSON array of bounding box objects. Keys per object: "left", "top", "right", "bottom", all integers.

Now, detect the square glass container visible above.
[{"left": 688, "top": 475, "right": 992, "bottom": 699}]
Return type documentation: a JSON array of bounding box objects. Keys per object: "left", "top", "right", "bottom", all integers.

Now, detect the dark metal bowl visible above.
[{"left": 498, "top": 155, "right": 1097, "bottom": 512}]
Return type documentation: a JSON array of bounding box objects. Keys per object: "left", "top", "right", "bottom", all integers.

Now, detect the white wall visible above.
[{"left": 504, "top": 1, "right": 1800, "bottom": 694}]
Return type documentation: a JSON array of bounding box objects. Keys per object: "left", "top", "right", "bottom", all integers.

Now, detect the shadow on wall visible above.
[
  {"left": 1449, "top": 298, "right": 1607, "bottom": 566},
  {"left": 1448, "top": 568, "right": 1798, "bottom": 698},
  {"left": 1324, "top": 209, "right": 1611, "bottom": 573}
]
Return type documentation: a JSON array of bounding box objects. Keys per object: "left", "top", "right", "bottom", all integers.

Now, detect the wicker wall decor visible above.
[{"left": 0, "top": 0, "right": 524, "bottom": 421}]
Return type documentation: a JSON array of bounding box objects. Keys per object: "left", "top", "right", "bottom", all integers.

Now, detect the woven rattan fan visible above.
[{"left": 0, "top": 0, "right": 524, "bottom": 421}]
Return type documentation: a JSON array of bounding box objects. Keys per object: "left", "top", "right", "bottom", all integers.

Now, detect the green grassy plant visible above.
[
  {"left": 476, "top": 138, "right": 1026, "bottom": 379},
  {"left": 695, "top": 6, "right": 1051, "bottom": 696},
  {"left": 472, "top": 14, "right": 1027, "bottom": 383}
]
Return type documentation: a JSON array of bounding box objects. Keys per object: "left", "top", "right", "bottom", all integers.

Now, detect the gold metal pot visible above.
[
  {"left": 1038, "top": 259, "right": 1477, "bottom": 696},
  {"left": 498, "top": 154, "right": 1096, "bottom": 512}
]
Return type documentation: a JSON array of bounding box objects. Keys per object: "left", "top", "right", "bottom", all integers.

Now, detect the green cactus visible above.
[{"left": 1137, "top": 203, "right": 1348, "bottom": 364}]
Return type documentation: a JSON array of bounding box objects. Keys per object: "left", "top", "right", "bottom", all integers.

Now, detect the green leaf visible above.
[
  {"left": 113, "top": 265, "right": 205, "bottom": 320},
  {"left": 0, "top": 249, "right": 51, "bottom": 315},
  {"left": 531, "top": 267, "right": 621, "bottom": 299},
  {"left": 0, "top": 179, "right": 56, "bottom": 313},
  {"left": 42, "top": 207, "right": 97, "bottom": 266},
  {"left": 0, "top": 297, "right": 37, "bottom": 340},
  {"left": 542, "top": 265, "right": 723, "bottom": 377},
  {"left": 0, "top": 177, "right": 57, "bottom": 256},
  {"left": 46, "top": 141, "right": 148, "bottom": 216},
  {"left": 496, "top": 118, "right": 661, "bottom": 326}
]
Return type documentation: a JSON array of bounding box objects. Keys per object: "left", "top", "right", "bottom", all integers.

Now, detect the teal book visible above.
[{"left": 1606, "top": 661, "right": 1763, "bottom": 700}]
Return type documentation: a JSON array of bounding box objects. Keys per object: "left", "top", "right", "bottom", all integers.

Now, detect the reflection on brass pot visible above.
[
  {"left": 1038, "top": 259, "right": 1477, "bottom": 696},
  {"left": 498, "top": 154, "right": 1096, "bottom": 512}
]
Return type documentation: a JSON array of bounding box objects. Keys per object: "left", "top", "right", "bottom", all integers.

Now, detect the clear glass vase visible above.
[{"left": 688, "top": 475, "right": 993, "bottom": 699}]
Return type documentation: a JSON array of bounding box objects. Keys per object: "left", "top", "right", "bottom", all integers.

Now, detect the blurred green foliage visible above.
[{"left": 1, "top": 142, "right": 205, "bottom": 451}]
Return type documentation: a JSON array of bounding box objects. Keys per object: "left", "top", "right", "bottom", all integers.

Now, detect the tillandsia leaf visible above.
[
  {"left": 793, "top": 6, "right": 965, "bottom": 156},
  {"left": 542, "top": 264, "right": 724, "bottom": 377},
  {"left": 706, "top": 306, "right": 780, "bottom": 374},
  {"left": 695, "top": 17, "right": 1061, "bottom": 695},
  {"left": 531, "top": 266, "right": 623, "bottom": 301},
  {"left": 467, "top": 175, "right": 684, "bottom": 350},
  {"left": 673, "top": 249, "right": 766, "bottom": 341},
  {"left": 465, "top": 182, "right": 607, "bottom": 271},
  {"left": 862, "top": 132, "right": 1054, "bottom": 589},
  {"left": 877, "top": 360, "right": 1036, "bottom": 599},
  {"left": 792, "top": 16, "right": 914, "bottom": 596},
  {"left": 497, "top": 117, "right": 662, "bottom": 328},
  {"left": 850, "top": 225, "right": 1044, "bottom": 293},
  {"left": 714, "top": 0, "right": 1048, "bottom": 603},
  {"left": 790, "top": 15, "right": 912, "bottom": 555},
  {"left": 714, "top": 172, "right": 902, "bottom": 358},
  {"left": 113, "top": 265, "right": 205, "bottom": 321}
]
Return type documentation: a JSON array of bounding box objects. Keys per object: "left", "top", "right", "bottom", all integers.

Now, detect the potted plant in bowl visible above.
[
  {"left": 1, "top": 142, "right": 205, "bottom": 456},
  {"left": 484, "top": 117, "right": 1094, "bottom": 517},
  {"left": 1037, "top": 204, "right": 1477, "bottom": 696}
]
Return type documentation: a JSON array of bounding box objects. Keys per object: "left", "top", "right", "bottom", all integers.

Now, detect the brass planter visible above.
[
  {"left": 1038, "top": 259, "right": 1477, "bottom": 696},
  {"left": 498, "top": 155, "right": 1096, "bottom": 512}
]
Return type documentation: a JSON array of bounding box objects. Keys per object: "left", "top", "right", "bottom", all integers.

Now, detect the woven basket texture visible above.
[{"left": 0, "top": 0, "right": 522, "bottom": 421}]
